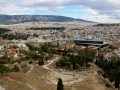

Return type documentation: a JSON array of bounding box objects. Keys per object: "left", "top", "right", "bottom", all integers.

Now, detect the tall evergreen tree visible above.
[{"left": 57, "top": 78, "right": 64, "bottom": 90}]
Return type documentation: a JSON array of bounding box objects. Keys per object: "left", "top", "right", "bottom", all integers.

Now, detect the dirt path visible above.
[
  {"left": 25, "top": 84, "right": 37, "bottom": 90},
  {"left": 71, "top": 87, "right": 76, "bottom": 90},
  {"left": 6, "top": 77, "right": 37, "bottom": 90},
  {"left": 0, "top": 87, "right": 5, "bottom": 90},
  {"left": 42, "top": 55, "right": 60, "bottom": 70},
  {"left": 27, "top": 65, "right": 34, "bottom": 74}
]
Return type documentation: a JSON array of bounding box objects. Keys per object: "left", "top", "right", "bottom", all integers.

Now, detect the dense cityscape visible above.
[
  {"left": 1, "top": 0, "right": 120, "bottom": 90},
  {"left": 0, "top": 21, "right": 119, "bottom": 90}
]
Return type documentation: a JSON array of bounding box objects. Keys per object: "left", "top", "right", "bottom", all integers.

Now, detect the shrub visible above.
[
  {"left": 0, "top": 64, "right": 9, "bottom": 75},
  {"left": 105, "top": 83, "right": 111, "bottom": 87},
  {"left": 75, "top": 64, "right": 80, "bottom": 69}
]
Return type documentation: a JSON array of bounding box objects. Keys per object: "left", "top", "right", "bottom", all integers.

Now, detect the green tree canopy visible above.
[{"left": 0, "top": 64, "right": 9, "bottom": 75}]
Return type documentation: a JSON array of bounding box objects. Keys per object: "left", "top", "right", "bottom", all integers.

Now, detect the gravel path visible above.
[
  {"left": 0, "top": 87, "right": 5, "bottom": 90},
  {"left": 42, "top": 55, "right": 60, "bottom": 70}
]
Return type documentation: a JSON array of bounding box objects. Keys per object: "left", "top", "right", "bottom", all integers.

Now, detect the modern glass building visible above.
[{"left": 74, "top": 38, "right": 104, "bottom": 46}]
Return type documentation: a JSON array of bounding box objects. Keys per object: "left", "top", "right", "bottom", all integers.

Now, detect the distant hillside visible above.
[{"left": 0, "top": 15, "right": 93, "bottom": 24}]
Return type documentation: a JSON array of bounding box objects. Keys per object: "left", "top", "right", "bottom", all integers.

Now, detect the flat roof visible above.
[{"left": 74, "top": 38, "right": 103, "bottom": 42}]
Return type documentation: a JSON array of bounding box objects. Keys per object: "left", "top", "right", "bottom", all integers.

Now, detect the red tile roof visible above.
[{"left": 101, "top": 52, "right": 109, "bottom": 56}]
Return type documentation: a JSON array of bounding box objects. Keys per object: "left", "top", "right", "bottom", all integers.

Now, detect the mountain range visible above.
[{"left": 0, "top": 15, "right": 93, "bottom": 24}]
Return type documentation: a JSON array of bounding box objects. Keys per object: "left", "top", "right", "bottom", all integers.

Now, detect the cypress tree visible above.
[{"left": 57, "top": 78, "right": 64, "bottom": 90}]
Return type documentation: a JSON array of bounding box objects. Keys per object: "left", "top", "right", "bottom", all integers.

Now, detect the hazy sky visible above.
[{"left": 0, "top": 0, "right": 120, "bottom": 23}]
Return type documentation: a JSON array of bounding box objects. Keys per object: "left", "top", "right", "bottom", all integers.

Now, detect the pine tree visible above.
[{"left": 57, "top": 78, "right": 64, "bottom": 90}]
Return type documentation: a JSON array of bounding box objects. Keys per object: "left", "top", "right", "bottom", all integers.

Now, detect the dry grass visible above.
[
  {"left": 0, "top": 39, "right": 9, "bottom": 45},
  {"left": 0, "top": 66, "right": 114, "bottom": 90},
  {"left": 72, "top": 75, "right": 113, "bottom": 90}
]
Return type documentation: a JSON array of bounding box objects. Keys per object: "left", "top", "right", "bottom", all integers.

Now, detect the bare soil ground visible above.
[
  {"left": 0, "top": 55, "right": 114, "bottom": 90},
  {"left": 0, "top": 66, "right": 114, "bottom": 90}
]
